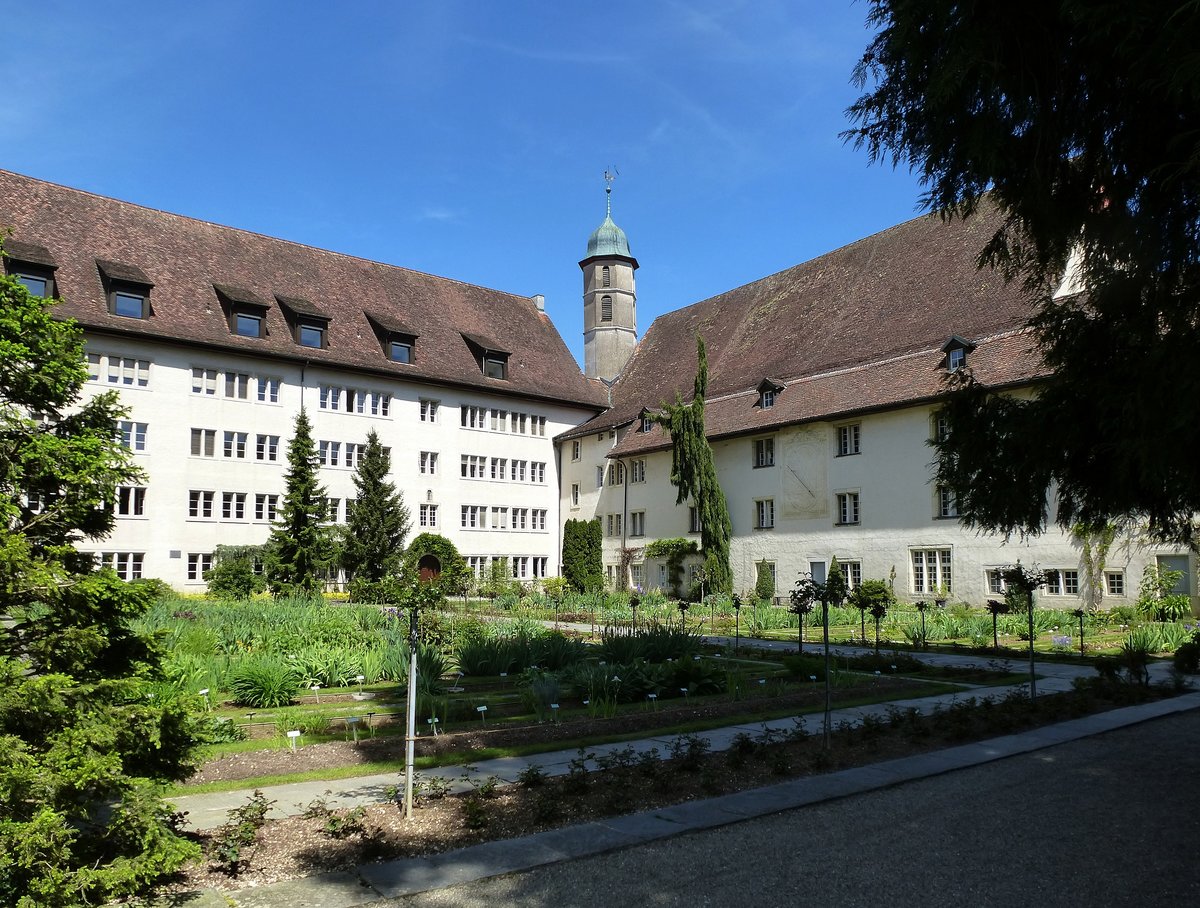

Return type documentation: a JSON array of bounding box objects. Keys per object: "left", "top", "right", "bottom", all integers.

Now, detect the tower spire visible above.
[{"left": 603, "top": 168, "right": 617, "bottom": 218}]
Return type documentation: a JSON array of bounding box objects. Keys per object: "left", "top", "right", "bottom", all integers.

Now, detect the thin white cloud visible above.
[{"left": 418, "top": 207, "right": 460, "bottom": 223}]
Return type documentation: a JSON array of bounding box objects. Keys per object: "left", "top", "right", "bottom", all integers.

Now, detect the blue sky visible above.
[{"left": 2, "top": 1, "right": 925, "bottom": 369}]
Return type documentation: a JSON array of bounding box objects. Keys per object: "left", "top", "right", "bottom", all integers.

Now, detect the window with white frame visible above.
[
  {"left": 630, "top": 459, "right": 646, "bottom": 483},
  {"left": 319, "top": 385, "right": 342, "bottom": 410},
  {"left": 513, "top": 460, "right": 528, "bottom": 482},
  {"left": 255, "top": 434, "right": 279, "bottom": 462},
  {"left": 532, "top": 462, "right": 546, "bottom": 484},
  {"left": 370, "top": 392, "right": 391, "bottom": 416},
  {"left": 607, "top": 462, "right": 625, "bottom": 485},
  {"left": 118, "top": 421, "right": 147, "bottom": 452},
  {"left": 420, "top": 451, "right": 438, "bottom": 475},
  {"left": 257, "top": 376, "right": 280, "bottom": 403},
  {"left": 533, "top": 509, "right": 547, "bottom": 530},
  {"left": 840, "top": 560, "right": 863, "bottom": 591},
  {"left": 490, "top": 457, "right": 507, "bottom": 480},
  {"left": 224, "top": 372, "right": 250, "bottom": 399},
  {"left": 837, "top": 423, "right": 861, "bottom": 456},
  {"left": 86, "top": 352, "right": 101, "bottom": 381},
  {"left": 221, "top": 492, "right": 247, "bottom": 520},
  {"left": 533, "top": 415, "right": 547, "bottom": 436},
  {"left": 911, "top": 548, "right": 952, "bottom": 594},
  {"left": 461, "top": 505, "right": 486, "bottom": 529},
  {"left": 689, "top": 506, "right": 701, "bottom": 534},
  {"left": 191, "top": 428, "right": 216, "bottom": 457},
  {"left": 571, "top": 483, "right": 580, "bottom": 507},
  {"left": 187, "top": 553, "right": 212, "bottom": 581},
  {"left": 631, "top": 562, "right": 646, "bottom": 587},
  {"left": 760, "top": 389, "right": 776, "bottom": 409},
  {"left": 420, "top": 398, "right": 439, "bottom": 423},
  {"left": 1105, "top": 571, "right": 1125, "bottom": 596},
  {"left": 937, "top": 486, "right": 959, "bottom": 519},
  {"left": 755, "top": 498, "right": 775, "bottom": 530},
  {"left": 324, "top": 497, "right": 341, "bottom": 523},
  {"left": 630, "top": 511, "right": 645, "bottom": 537},
  {"left": 344, "top": 443, "right": 365, "bottom": 468},
  {"left": 461, "top": 405, "right": 487, "bottom": 429},
  {"left": 596, "top": 466, "right": 604, "bottom": 489},
  {"left": 491, "top": 506, "right": 509, "bottom": 530},
  {"left": 1042, "top": 569, "right": 1080, "bottom": 596},
  {"left": 836, "top": 491, "right": 860, "bottom": 525},
  {"left": 606, "top": 513, "right": 623, "bottom": 537},
  {"left": 223, "top": 431, "right": 248, "bottom": 459},
  {"left": 115, "top": 486, "right": 146, "bottom": 516},
  {"left": 419, "top": 503, "right": 438, "bottom": 528},
  {"left": 532, "top": 556, "right": 548, "bottom": 578},
  {"left": 754, "top": 437, "right": 775, "bottom": 468},
  {"left": 986, "top": 569, "right": 1005, "bottom": 595},
  {"left": 512, "top": 507, "right": 529, "bottom": 530},
  {"left": 254, "top": 494, "right": 278, "bottom": 521},
  {"left": 461, "top": 454, "right": 486, "bottom": 479},
  {"left": 189, "top": 490, "right": 215, "bottom": 518},
  {"left": 100, "top": 551, "right": 143, "bottom": 580},
  {"left": 572, "top": 439, "right": 581, "bottom": 461},
  {"left": 347, "top": 388, "right": 367, "bottom": 414},
  {"left": 490, "top": 408, "right": 507, "bottom": 431},
  {"left": 932, "top": 411, "right": 950, "bottom": 442},
  {"left": 101, "top": 356, "right": 150, "bottom": 388},
  {"left": 318, "top": 440, "right": 341, "bottom": 466}
]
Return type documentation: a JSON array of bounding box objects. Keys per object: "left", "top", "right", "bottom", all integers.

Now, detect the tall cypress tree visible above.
[
  {"left": 652, "top": 336, "right": 733, "bottom": 593},
  {"left": 342, "top": 428, "right": 410, "bottom": 596},
  {"left": 265, "top": 408, "right": 332, "bottom": 597}
]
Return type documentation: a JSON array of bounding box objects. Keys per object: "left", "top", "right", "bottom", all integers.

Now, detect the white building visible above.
[
  {"left": 0, "top": 170, "right": 605, "bottom": 589},
  {"left": 2, "top": 169, "right": 1193, "bottom": 608},
  {"left": 559, "top": 198, "right": 1196, "bottom": 609}
]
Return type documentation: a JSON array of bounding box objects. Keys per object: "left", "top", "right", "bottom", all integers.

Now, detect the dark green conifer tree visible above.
[
  {"left": 342, "top": 429, "right": 410, "bottom": 599},
  {"left": 265, "top": 409, "right": 332, "bottom": 597}
]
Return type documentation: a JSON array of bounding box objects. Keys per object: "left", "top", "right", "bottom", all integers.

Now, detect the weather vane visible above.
[{"left": 604, "top": 167, "right": 619, "bottom": 215}]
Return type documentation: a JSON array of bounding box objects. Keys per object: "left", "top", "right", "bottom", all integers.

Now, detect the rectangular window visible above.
[
  {"left": 187, "top": 553, "right": 213, "bottom": 581},
  {"left": 188, "top": 490, "right": 215, "bottom": 518},
  {"left": 254, "top": 493, "right": 279, "bottom": 522},
  {"left": 533, "top": 415, "right": 547, "bottom": 436},
  {"left": 987, "top": 569, "right": 1005, "bottom": 595},
  {"left": 461, "top": 405, "right": 486, "bottom": 429},
  {"left": 420, "top": 399, "right": 439, "bottom": 423},
  {"left": 419, "top": 503, "right": 438, "bottom": 527},
  {"left": 389, "top": 338, "right": 413, "bottom": 363},
  {"left": 461, "top": 504, "right": 485, "bottom": 529},
  {"left": 571, "top": 483, "right": 580, "bottom": 507},
  {"left": 483, "top": 354, "right": 507, "bottom": 380},
  {"left": 190, "top": 428, "right": 216, "bottom": 457},
  {"left": 344, "top": 443, "right": 364, "bottom": 468},
  {"left": 510, "top": 459, "right": 525, "bottom": 482},
  {"left": 86, "top": 352, "right": 101, "bottom": 381},
  {"left": 1042, "top": 569, "right": 1081, "bottom": 596},
  {"left": 234, "top": 312, "right": 263, "bottom": 338},
  {"left": 533, "top": 509, "right": 547, "bottom": 530},
  {"left": 420, "top": 451, "right": 438, "bottom": 474},
  {"left": 596, "top": 466, "right": 604, "bottom": 489},
  {"left": 461, "top": 454, "right": 486, "bottom": 479},
  {"left": 571, "top": 439, "right": 581, "bottom": 461},
  {"left": 837, "top": 423, "right": 861, "bottom": 456},
  {"left": 836, "top": 491, "right": 860, "bottom": 525},
  {"left": 255, "top": 434, "right": 279, "bottom": 461},
  {"left": 755, "top": 498, "right": 775, "bottom": 530},
  {"left": 490, "top": 408, "right": 507, "bottom": 431},
  {"left": 298, "top": 321, "right": 325, "bottom": 348},
  {"left": 754, "top": 437, "right": 775, "bottom": 468},
  {"left": 911, "top": 549, "right": 953, "bottom": 594},
  {"left": 15, "top": 272, "right": 49, "bottom": 297},
  {"left": 630, "top": 511, "right": 645, "bottom": 537},
  {"left": 516, "top": 413, "right": 528, "bottom": 434},
  {"left": 533, "top": 556, "right": 548, "bottom": 578},
  {"left": 112, "top": 291, "right": 147, "bottom": 320},
  {"left": 1105, "top": 571, "right": 1125, "bottom": 596},
  {"left": 689, "top": 506, "right": 701, "bottom": 534},
  {"left": 606, "top": 462, "right": 624, "bottom": 485},
  {"left": 760, "top": 389, "right": 776, "bottom": 409},
  {"left": 937, "top": 486, "right": 959, "bottom": 519},
  {"left": 224, "top": 372, "right": 250, "bottom": 399},
  {"left": 491, "top": 506, "right": 509, "bottom": 530},
  {"left": 100, "top": 551, "right": 144, "bottom": 580},
  {"left": 223, "top": 431, "right": 247, "bottom": 459},
  {"left": 841, "top": 560, "right": 863, "bottom": 591},
  {"left": 607, "top": 513, "right": 623, "bottom": 537},
  {"left": 323, "top": 497, "right": 341, "bottom": 523},
  {"left": 318, "top": 440, "right": 341, "bottom": 466},
  {"left": 107, "top": 357, "right": 149, "bottom": 387},
  {"left": 115, "top": 486, "right": 145, "bottom": 516},
  {"left": 511, "top": 508, "right": 528, "bottom": 530},
  {"left": 257, "top": 376, "right": 281, "bottom": 403},
  {"left": 532, "top": 462, "right": 546, "bottom": 484},
  {"left": 371, "top": 392, "right": 391, "bottom": 416},
  {"left": 192, "top": 367, "right": 217, "bottom": 395},
  {"left": 221, "top": 492, "right": 247, "bottom": 520},
  {"left": 118, "top": 421, "right": 147, "bottom": 452},
  {"left": 630, "top": 459, "right": 646, "bottom": 483},
  {"left": 933, "top": 411, "right": 950, "bottom": 442},
  {"left": 319, "top": 385, "right": 341, "bottom": 411}
]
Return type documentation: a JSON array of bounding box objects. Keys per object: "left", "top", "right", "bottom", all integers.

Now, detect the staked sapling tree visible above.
[
  {"left": 265, "top": 409, "right": 334, "bottom": 598},
  {"left": 342, "top": 428, "right": 411, "bottom": 601},
  {"left": 0, "top": 262, "right": 203, "bottom": 906},
  {"left": 845, "top": 1, "right": 1200, "bottom": 544},
  {"left": 651, "top": 336, "right": 733, "bottom": 594}
]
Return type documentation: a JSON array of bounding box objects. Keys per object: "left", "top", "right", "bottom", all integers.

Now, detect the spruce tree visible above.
[
  {"left": 0, "top": 262, "right": 202, "bottom": 905},
  {"left": 265, "top": 409, "right": 332, "bottom": 597},
  {"left": 342, "top": 428, "right": 410, "bottom": 599},
  {"left": 651, "top": 336, "right": 733, "bottom": 593}
]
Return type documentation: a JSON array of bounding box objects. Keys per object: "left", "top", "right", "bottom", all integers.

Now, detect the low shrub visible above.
[
  {"left": 229, "top": 656, "right": 299, "bottom": 708},
  {"left": 1174, "top": 637, "right": 1200, "bottom": 674}
]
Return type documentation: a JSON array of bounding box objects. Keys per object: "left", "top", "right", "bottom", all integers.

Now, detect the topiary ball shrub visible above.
[{"left": 229, "top": 657, "right": 300, "bottom": 707}]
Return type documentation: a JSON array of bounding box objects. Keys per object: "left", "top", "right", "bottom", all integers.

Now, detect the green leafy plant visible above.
[
  {"left": 229, "top": 656, "right": 300, "bottom": 707},
  {"left": 210, "top": 790, "right": 274, "bottom": 876}
]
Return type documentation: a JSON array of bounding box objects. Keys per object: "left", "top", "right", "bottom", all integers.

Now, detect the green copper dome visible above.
[{"left": 586, "top": 212, "right": 632, "bottom": 259}]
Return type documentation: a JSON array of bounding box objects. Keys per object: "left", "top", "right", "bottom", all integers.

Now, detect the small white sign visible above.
[
  {"left": 550, "top": 703, "right": 559, "bottom": 710},
  {"left": 476, "top": 705, "right": 488, "bottom": 712},
  {"left": 346, "top": 716, "right": 360, "bottom": 724},
  {"left": 198, "top": 688, "right": 210, "bottom": 696},
  {"left": 647, "top": 693, "right": 657, "bottom": 700},
  {"left": 287, "top": 730, "right": 301, "bottom": 738},
  {"left": 499, "top": 672, "right": 508, "bottom": 678}
]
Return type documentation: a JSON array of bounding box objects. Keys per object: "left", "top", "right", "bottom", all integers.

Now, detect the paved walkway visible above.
[{"left": 162, "top": 641, "right": 1190, "bottom": 906}]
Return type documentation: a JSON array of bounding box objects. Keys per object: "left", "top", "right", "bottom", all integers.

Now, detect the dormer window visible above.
[
  {"left": 366, "top": 312, "right": 419, "bottom": 366},
  {"left": 98, "top": 260, "right": 153, "bottom": 320},
  {"left": 756, "top": 378, "right": 784, "bottom": 409},
  {"left": 3, "top": 240, "right": 58, "bottom": 299},
  {"left": 641, "top": 414, "right": 653, "bottom": 433},
  {"left": 462, "top": 333, "right": 510, "bottom": 380},
  {"left": 941, "top": 336, "right": 976, "bottom": 372},
  {"left": 277, "top": 295, "right": 330, "bottom": 349},
  {"left": 215, "top": 286, "right": 271, "bottom": 339}
]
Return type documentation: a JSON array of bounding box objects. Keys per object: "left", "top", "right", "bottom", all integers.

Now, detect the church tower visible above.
[{"left": 581, "top": 175, "right": 638, "bottom": 382}]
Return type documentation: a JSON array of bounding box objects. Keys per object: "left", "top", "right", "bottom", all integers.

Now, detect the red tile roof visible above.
[
  {"left": 561, "top": 201, "right": 1048, "bottom": 449},
  {"left": 0, "top": 170, "right": 607, "bottom": 409}
]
